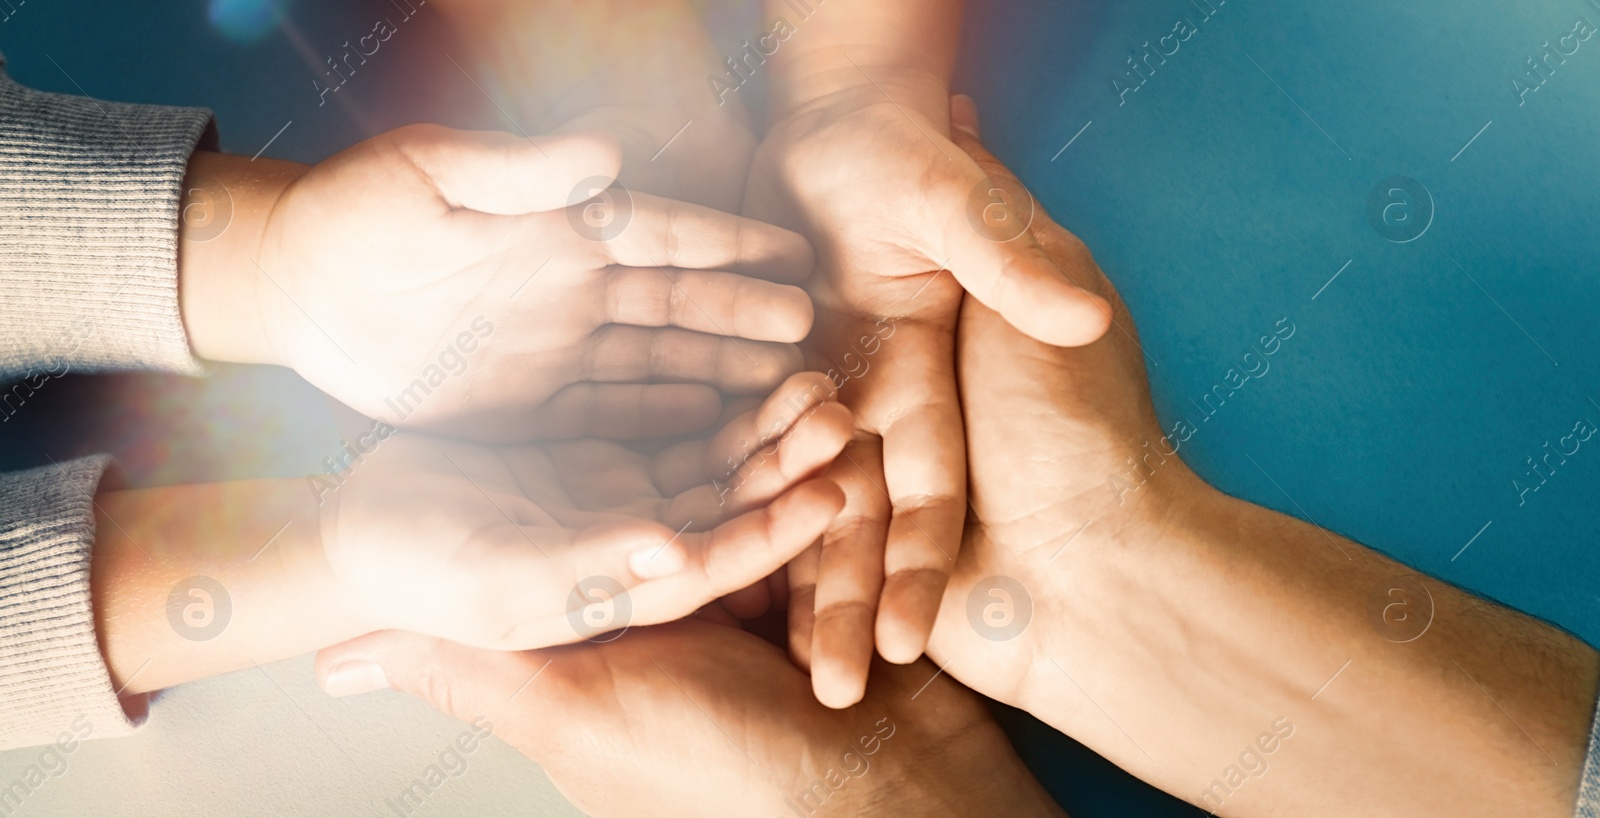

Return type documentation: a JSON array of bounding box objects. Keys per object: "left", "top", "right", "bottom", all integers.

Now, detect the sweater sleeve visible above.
[
  {"left": 1576, "top": 696, "right": 1600, "bottom": 816},
  {"left": 0, "top": 457, "right": 141, "bottom": 749},
  {"left": 0, "top": 56, "right": 215, "bottom": 380}
]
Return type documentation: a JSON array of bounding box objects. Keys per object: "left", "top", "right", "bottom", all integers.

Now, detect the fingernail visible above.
[
  {"left": 951, "top": 94, "right": 980, "bottom": 137},
  {"left": 322, "top": 661, "right": 390, "bottom": 698},
  {"left": 630, "top": 540, "right": 686, "bottom": 580}
]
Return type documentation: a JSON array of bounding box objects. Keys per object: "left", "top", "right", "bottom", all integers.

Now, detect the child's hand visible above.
[
  {"left": 321, "top": 373, "right": 852, "bottom": 650},
  {"left": 180, "top": 125, "right": 814, "bottom": 442},
  {"left": 744, "top": 82, "right": 1113, "bottom": 707}
]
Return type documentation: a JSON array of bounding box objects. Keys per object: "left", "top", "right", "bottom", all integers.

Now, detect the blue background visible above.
[{"left": 3, "top": 1, "right": 1599, "bottom": 815}]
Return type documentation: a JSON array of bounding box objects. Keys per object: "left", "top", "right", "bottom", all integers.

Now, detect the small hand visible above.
[
  {"left": 322, "top": 373, "right": 852, "bottom": 650},
  {"left": 186, "top": 125, "right": 816, "bottom": 442},
  {"left": 745, "top": 85, "right": 1115, "bottom": 707}
]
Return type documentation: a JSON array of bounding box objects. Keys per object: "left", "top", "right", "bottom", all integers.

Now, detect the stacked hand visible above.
[
  {"left": 302, "top": 104, "right": 1136, "bottom": 818},
  {"left": 139, "top": 5, "right": 1596, "bottom": 816},
  {"left": 744, "top": 74, "right": 1115, "bottom": 705},
  {"left": 322, "top": 373, "right": 851, "bottom": 651},
  {"left": 183, "top": 125, "right": 812, "bottom": 442},
  {"left": 315, "top": 621, "right": 1065, "bottom": 818}
]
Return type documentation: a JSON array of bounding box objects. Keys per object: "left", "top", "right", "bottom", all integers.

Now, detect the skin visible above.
[
  {"left": 432, "top": 0, "right": 758, "bottom": 213},
  {"left": 743, "top": 0, "right": 1115, "bottom": 709},
  {"left": 311, "top": 622, "right": 1068, "bottom": 818},
  {"left": 91, "top": 374, "right": 849, "bottom": 696},
  {"left": 177, "top": 125, "right": 815, "bottom": 443},
  {"left": 926, "top": 103, "right": 1600, "bottom": 818}
]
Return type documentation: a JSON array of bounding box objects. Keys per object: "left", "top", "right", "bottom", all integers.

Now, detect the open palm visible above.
[
  {"left": 744, "top": 92, "right": 1115, "bottom": 706},
  {"left": 256, "top": 124, "right": 813, "bottom": 443},
  {"left": 323, "top": 373, "right": 852, "bottom": 650}
]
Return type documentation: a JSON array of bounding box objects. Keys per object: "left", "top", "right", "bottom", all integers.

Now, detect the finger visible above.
[
  {"left": 315, "top": 630, "right": 535, "bottom": 707},
  {"left": 950, "top": 93, "right": 981, "bottom": 138},
  {"left": 688, "top": 401, "right": 853, "bottom": 519},
  {"left": 767, "top": 564, "right": 790, "bottom": 613},
  {"left": 649, "top": 371, "right": 840, "bottom": 496},
  {"left": 662, "top": 402, "right": 852, "bottom": 527},
  {"left": 786, "top": 541, "right": 822, "bottom": 671},
  {"left": 691, "top": 600, "right": 742, "bottom": 628},
  {"left": 721, "top": 580, "right": 771, "bottom": 620},
  {"left": 529, "top": 382, "right": 722, "bottom": 439},
  {"left": 948, "top": 103, "right": 1111, "bottom": 295},
  {"left": 626, "top": 479, "right": 845, "bottom": 626},
  {"left": 394, "top": 125, "right": 623, "bottom": 215},
  {"left": 314, "top": 630, "right": 576, "bottom": 765},
  {"left": 584, "top": 325, "right": 803, "bottom": 395},
  {"left": 811, "top": 436, "right": 891, "bottom": 707},
  {"left": 603, "top": 267, "right": 814, "bottom": 343},
  {"left": 923, "top": 122, "right": 1111, "bottom": 347},
  {"left": 873, "top": 357, "right": 965, "bottom": 666},
  {"left": 601, "top": 192, "right": 814, "bottom": 282}
]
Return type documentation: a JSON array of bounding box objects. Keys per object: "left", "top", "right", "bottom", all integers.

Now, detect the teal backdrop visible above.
[{"left": 2, "top": 1, "right": 1598, "bottom": 815}]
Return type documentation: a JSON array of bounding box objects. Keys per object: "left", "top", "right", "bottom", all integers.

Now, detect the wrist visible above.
[
  {"left": 92, "top": 479, "right": 376, "bottom": 694},
  {"left": 881, "top": 726, "right": 1066, "bottom": 817},
  {"left": 177, "top": 150, "right": 308, "bottom": 367},
  {"left": 766, "top": 47, "right": 951, "bottom": 127},
  {"left": 1012, "top": 469, "right": 1597, "bottom": 817},
  {"left": 1006, "top": 471, "right": 1301, "bottom": 774},
  {"left": 847, "top": 664, "right": 1065, "bottom": 817}
]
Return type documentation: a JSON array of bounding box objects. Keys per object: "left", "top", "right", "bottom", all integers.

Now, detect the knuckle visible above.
[{"left": 408, "top": 655, "right": 461, "bottom": 718}]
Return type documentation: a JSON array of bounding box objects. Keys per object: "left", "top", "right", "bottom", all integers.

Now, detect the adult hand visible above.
[
  {"left": 179, "top": 124, "right": 812, "bottom": 442},
  {"left": 929, "top": 103, "right": 1599, "bottom": 818},
  {"left": 926, "top": 101, "right": 1200, "bottom": 710},
  {"left": 313, "top": 620, "right": 1066, "bottom": 818},
  {"left": 746, "top": 81, "right": 1114, "bottom": 706},
  {"left": 322, "top": 373, "right": 851, "bottom": 650}
]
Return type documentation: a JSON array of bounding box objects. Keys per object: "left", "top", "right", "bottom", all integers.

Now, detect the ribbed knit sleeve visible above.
[
  {"left": 0, "top": 456, "right": 140, "bottom": 749},
  {"left": 0, "top": 59, "right": 214, "bottom": 379},
  {"left": 1576, "top": 693, "right": 1600, "bottom": 816}
]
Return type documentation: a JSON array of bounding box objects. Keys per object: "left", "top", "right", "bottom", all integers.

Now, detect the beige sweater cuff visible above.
[
  {"left": 0, "top": 456, "right": 141, "bottom": 750},
  {"left": 0, "top": 64, "right": 215, "bottom": 380}
]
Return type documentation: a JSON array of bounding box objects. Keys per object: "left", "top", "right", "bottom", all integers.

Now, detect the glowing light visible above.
[{"left": 207, "top": 0, "right": 287, "bottom": 44}]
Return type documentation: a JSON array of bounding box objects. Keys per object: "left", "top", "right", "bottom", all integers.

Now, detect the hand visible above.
[
  {"left": 434, "top": 0, "right": 757, "bottom": 212},
  {"left": 322, "top": 373, "right": 852, "bottom": 650},
  {"left": 180, "top": 125, "right": 813, "bottom": 442},
  {"left": 930, "top": 105, "right": 1600, "bottom": 818},
  {"left": 745, "top": 82, "right": 1115, "bottom": 706},
  {"left": 926, "top": 103, "right": 1201, "bottom": 710},
  {"left": 313, "top": 620, "right": 1067, "bottom": 818}
]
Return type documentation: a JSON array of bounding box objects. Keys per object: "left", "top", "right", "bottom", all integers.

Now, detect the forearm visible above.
[
  {"left": 764, "top": 0, "right": 962, "bottom": 119},
  {"left": 433, "top": 0, "right": 725, "bottom": 109},
  {"left": 91, "top": 479, "right": 372, "bottom": 695},
  {"left": 1030, "top": 479, "right": 1598, "bottom": 817}
]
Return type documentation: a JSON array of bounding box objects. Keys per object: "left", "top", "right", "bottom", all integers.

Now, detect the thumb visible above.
[
  {"left": 936, "top": 98, "right": 1112, "bottom": 348},
  {"left": 950, "top": 93, "right": 981, "bottom": 139},
  {"left": 390, "top": 124, "right": 623, "bottom": 215},
  {"left": 315, "top": 630, "right": 549, "bottom": 723}
]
